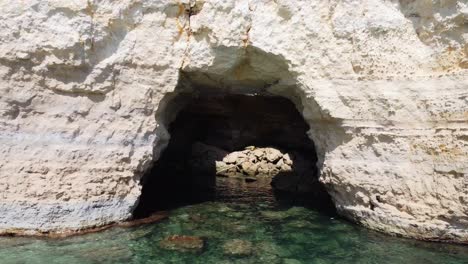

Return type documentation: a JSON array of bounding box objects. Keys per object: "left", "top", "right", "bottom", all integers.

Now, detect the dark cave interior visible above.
[{"left": 133, "top": 94, "right": 334, "bottom": 218}]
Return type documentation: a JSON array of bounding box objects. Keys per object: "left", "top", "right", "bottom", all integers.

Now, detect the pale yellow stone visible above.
[{"left": 0, "top": 0, "right": 466, "bottom": 243}]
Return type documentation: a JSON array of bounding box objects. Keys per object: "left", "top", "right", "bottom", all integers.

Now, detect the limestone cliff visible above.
[{"left": 0, "top": 0, "right": 467, "bottom": 242}]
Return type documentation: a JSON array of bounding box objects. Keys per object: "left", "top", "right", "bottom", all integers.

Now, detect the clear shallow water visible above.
[
  {"left": 1, "top": 179, "right": 467, "bottom": 264},
  {"left": 1, "top": 202, "right": 467, "bottom": 264}
]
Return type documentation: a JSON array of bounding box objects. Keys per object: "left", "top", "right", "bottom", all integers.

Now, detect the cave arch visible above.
[{"left": 133, "top": 70, "right": 336, "bottom": 218}]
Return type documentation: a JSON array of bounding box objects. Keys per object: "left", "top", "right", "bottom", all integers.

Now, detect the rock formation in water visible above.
[
  {"left": 214, "top": 146, "right": 321, "bottom": 194},
  {"left": 216, "top": 147, "right": 294, "bottom": 179},
  {"left": 0, "top": 0, "right": 467, "bottom": 242}
]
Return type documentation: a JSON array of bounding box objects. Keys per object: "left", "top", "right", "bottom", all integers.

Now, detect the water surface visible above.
[{"left": 1, "top": 179, "right": 467, "bottom": 264}]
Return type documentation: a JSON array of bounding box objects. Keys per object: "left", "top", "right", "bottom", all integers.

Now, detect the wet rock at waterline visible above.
[
  {"left": 216, "top": 146, "right": 320, "bottom": 194},
  {"left": 0, "top": 0, "right": 467, "bottom": 243},
  {"left": 189, "top": 143, "right": 324, "bottom": 198}
]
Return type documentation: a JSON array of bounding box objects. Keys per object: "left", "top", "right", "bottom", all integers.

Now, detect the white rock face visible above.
[{"left": 0, "top": 0, "right": 466, "bottom": 242}]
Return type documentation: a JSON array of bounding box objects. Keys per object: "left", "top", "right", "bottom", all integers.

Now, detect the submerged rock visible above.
[
  {"left": 256, "top": 241, "right": 292, "bottom": 258},
  {"left": 261, "top": 207, "right": 312, "bottom": 221},
  {"left": 261, "top": 210, "right": 291, "bottom": 220},
  {"left": 283, "top": 259, "right": 303, "bottom": 264},
  {"left": 159, "top": 235, "right": 205, "bottom": 253},
  {"left": 221, "top": 221, "right": 251, "bottom": 234},
  {"left": 222, "top": 239, "right": 254, "bottom": 256},
  {"left": 283, "top": 219, "right": 320, "bottom": 230}
]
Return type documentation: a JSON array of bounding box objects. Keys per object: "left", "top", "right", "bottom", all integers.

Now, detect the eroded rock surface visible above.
[
  {"left": 214, "top": 146, "right": 323, "bottom": 196},
  {"left": 0, "top": 0, "right": 467, "bottom": 242},
  {"left": 216, "top": 147, "right": 293, "bottom": 178}
]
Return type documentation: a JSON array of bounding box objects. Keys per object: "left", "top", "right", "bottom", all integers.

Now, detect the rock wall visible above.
[{"left": 0, "top": 0, "right": 467, "bottom": 242}]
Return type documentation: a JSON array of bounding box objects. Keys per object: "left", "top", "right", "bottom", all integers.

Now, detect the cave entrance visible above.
[{"left": 133, "top": 93, "right": 335, "bottom": 218}]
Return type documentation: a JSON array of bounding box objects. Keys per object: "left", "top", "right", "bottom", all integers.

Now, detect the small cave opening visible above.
[{"left": 133, "top": 93, "right": 335, "bottom": 219}]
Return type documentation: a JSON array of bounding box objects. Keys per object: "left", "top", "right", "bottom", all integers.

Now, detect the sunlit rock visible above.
[{"left": 0, "top": 0, "right": 466, "bottom": 243}]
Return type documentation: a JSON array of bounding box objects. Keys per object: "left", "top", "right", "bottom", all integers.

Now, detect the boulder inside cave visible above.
[{"left": 133, "top": 94, "right": 334, "bottom": 218}]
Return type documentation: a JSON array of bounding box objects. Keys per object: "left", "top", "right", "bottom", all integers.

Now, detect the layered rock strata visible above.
[{"left": 0, "top": 0, "right": 467, "bottom": 242}]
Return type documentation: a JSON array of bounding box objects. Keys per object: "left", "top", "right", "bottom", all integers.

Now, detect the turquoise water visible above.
[
  {"left": 1, "top": 179, "right": 467, "bottom": 264},
  {"left": 1, "top": 203, "right": 467, "bottom": 264}
]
